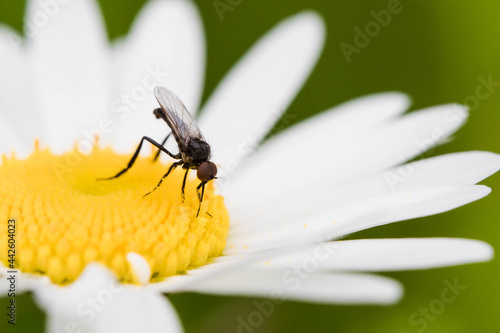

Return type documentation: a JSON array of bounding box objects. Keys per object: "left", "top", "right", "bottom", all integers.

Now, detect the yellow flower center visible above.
[{"left": 0, "top": 145, "right": 229, "bottom": 285}]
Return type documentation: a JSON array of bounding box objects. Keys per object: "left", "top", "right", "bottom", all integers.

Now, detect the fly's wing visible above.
[{"left": 154, "top": 86, "right": 205, "bottom": 148}]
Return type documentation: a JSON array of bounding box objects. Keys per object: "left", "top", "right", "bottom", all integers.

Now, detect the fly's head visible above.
[{"left": 197, "top": 161, "right": 218, "bottom": 183}]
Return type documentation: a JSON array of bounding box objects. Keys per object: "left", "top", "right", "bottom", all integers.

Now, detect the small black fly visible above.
[{"left": 99, "top": 86, "right": 218, "bottom": 216}]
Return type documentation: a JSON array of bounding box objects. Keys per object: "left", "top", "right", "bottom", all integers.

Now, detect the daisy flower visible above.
[{"left": 1, "top": 0, "right": 499, "bottom": 332}]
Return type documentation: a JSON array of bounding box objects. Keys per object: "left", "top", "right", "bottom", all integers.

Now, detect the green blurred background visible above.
[{"left": 1, "top": 0, "right": 499, "bottom": 332}]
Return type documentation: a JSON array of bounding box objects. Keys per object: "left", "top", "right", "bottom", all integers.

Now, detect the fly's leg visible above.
[
  {"left": 181, "top": 167, "right": 189, "bottom": 201},
  {"left": 97, "top": 136, "right": 180, "bottom": 180},
  {"left": 196, "top": 181, "right": 207, "bottom": 217},
  {"left": 143, "top": 160, "right": 184, "bottom": 197},
  {"left": 152, "top": 133, "right": 172, "bottom": 162}
]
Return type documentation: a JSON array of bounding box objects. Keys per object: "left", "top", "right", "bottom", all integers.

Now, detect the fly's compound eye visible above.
[{"left": 197, "top": 161, "right": 218, "bottom": 182}]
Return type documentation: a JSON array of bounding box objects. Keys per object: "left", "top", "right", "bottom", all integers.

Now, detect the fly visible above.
[{"left": 99, "top": 86, "right": 218, "bottom": 217}]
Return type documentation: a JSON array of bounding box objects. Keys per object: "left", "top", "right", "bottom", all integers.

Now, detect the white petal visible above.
[
  {"left": 127, "top": 252, "right": 151, "bottom": 285},
  {"left": 32, "top": 264, "right": 183, "bottom": 333},
  {"left": 198, "top": 11, "right": 325, "bottom": 169},
  {"left": 222, "top": 91, "right": 410, "bottom": 192},
  {"left": 382, "top": 150, "right": 500, "bottom": 192},
  {"left": 328, "top": 185, "right": 491, "bottom": 239},
  {"left": 226, "top": 104, "right": 469, "bottom": 223},
  {"left": 185, "top": 270, "right": 402, "bottom": 305},
  {"left": 148, "top": 244, "right": 318, "bottom": 293},
  {"left": 248, "top": 238, "right": 493, "bottom": 272},
  {"left": 0, "top": 25, "right": 39, "bottom": 154},
  {"left": 232, "top": 151, "right": 500, "bottom": 229},
  {"left": 110, "top": 0, "right": 205, "bottom": 154},
  {"left": 226, "top": 185, "right": 490, "bottom": 253},
  {"left": 26, "top": 0, "right": 111, "bottom": 152}
]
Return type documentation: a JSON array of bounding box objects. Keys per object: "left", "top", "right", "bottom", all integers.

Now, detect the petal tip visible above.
[
  {"left": 293, "top": 10, "right": 327, "bottom": 40},
  {"left": 127, "top": 252, "right": 152, "bottom": 285},
  {"left": 386, "top": 281, "right": 404, "bottom": 305},
  {"left": 468, "top": 239, "right": 494, "bottom": 262},
  {"left": 476, "top": 184, "right": 492, "bottom": 196}
]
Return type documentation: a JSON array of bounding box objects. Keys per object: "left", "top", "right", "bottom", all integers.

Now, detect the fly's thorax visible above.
[{"left": 184, "top": 138, "right": 211, "bottom": 165}]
